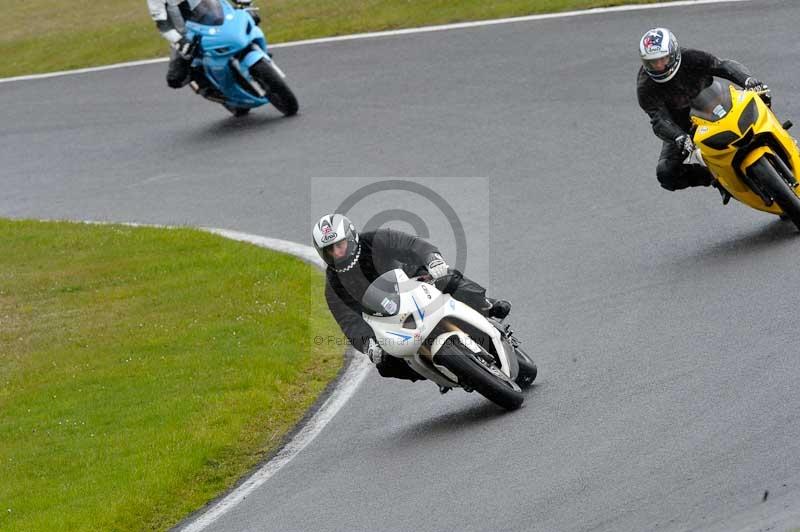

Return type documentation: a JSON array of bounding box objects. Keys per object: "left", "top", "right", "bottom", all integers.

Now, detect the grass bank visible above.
[
  {"left": 0, "top": 219, "right": 342, "bottom": 531},
  {"left": 4, "top": 0, "right": 667, "bottom": 78}
]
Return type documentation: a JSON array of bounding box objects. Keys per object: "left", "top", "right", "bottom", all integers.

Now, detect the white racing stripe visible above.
[
  {"left": 0, "top": 58, "right": 170, "bottom": 84},
  {"left": 63, "top": 221, "right": 370, "bottom": 531},
  {"left": 179, "top": 350, "right": 371, "bottom": 532},
  {"left": 204, "top": 227, "right": 326, "bottom": 268},
  {"left": 189, "top": 227, "right": 372, "bottom": 531},
  {"left": 0, "top": 0, "right": 752, "bottom": 84}
]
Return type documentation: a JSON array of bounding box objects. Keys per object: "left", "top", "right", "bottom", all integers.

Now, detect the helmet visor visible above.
[
  {"left": 322, "top": 234, "right": 359, "bottom": 270},
  {"left": 643, "top": 56, "right": 671, "bottom": 76}
]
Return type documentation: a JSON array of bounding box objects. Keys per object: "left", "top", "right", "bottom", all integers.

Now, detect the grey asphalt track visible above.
[{"left": 3, "top": 0, "right": 800, "bottom": 530}]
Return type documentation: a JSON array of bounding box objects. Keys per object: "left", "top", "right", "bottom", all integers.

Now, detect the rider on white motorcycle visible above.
[{"left": 313, "top": 214, "right": 511, "bottom": 382}]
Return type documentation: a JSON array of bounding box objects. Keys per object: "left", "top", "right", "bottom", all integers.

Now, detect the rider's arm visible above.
[
  {"left": 687, "top": 48, "right": 751, "bottom": 87},
  {"left": 373, "top": 228, "right": 440, "bottom": 267},
  {"left": 148, "top": 0, "right": 182, "bottom": 44},
  {"left": 325, "top": 275, "right": 375, "bottom": 354},
  {"left": 637, "top": 85, "right": 686, "bottom": 143}
]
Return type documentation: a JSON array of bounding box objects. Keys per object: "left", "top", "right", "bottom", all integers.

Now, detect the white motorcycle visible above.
[{"left": 362, "top": 269, "right": 537, "bottom": 410}]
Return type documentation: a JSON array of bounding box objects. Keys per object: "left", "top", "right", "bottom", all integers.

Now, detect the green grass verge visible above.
[
  {"left": 0, "top": 219, "right": 343, "bottom": 531},
  {"left": 5, "top": 0, "right": 667, "bottom": 78}
]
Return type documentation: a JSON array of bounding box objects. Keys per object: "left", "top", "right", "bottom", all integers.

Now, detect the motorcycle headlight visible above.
[{"left": 738, "top": 99, "right": 759, "bottom": 133}]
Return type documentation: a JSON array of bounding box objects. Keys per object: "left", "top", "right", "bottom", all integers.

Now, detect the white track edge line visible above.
[
  {"left": 178, "top": 350, "right": 371, "bottom": 532},
  {"left": 185, "top": 227, "right": 373, "bottom": 532},
  {"left": 63, "top": 220, "right": 370, "bottom": 531},
  {"left": 0, "top": 0, "right": 752, "bottom": 84}
]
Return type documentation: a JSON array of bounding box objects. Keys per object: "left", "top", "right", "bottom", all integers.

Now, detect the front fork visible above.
[
  {"left": 741, "top": 148, "right": 799, "bottom": 206},
  {"left": 230, "top": 45, "right": 287, "bottom": 98}
]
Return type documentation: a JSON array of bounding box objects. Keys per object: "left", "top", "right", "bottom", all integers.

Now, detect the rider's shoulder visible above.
[
  {"left": 325, "top": 267, "right": 345, "bottom": 288},
  {"left": 360, "top": 229, "right": 378, "bottom": 242},
  {"left": 636, "top": 66, "right": 649, "bottom": 84},
  {"left": 681, "top": 47, "right": 718, "bottom": 66}
]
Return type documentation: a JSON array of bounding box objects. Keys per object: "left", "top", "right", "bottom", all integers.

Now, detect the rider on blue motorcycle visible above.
[
  {"left": 147, "top": 0, "right": 258, "bottom": 99},
  {"left": 312, "top": 214, "right": 511, "bottom": 382}
]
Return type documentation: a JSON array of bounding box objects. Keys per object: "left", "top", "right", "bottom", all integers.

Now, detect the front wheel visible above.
[
  {"left": 434, "top": 337, "right": 524, "bottom": 411},
  {"left": 751, "top": 158, "right": 800, "bottom": 231},
  {"left": 250, "top": 60, "right": 299, "bottom": 116}
]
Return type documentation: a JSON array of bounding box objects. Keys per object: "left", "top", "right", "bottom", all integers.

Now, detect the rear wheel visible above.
[
  {"left": 434, "top": 337, "right": 524, "bottom": 411},
  {"left": 250, "top": 60, "right": 299, "bottom": 116},
  {"left": 751, "top": 158, "right": 800, "bottom": 231}
]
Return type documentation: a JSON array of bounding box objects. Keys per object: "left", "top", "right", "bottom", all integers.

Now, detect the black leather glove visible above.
[
  {"left": 174, "top": 37, "right": 197, "bottom": 60},
  {"left": 675, "top": 134, "right": 695, "bottom": 158},
  {"left": 745, "top": 77, "right": 771, "bottom": 104},
  {"left": 745, "top": 77, "right": 768, "bottom": 92}
]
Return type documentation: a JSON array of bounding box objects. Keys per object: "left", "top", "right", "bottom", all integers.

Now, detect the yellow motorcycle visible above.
[{"left": 689, "top": 80, "right": 800, "bottom": 230}]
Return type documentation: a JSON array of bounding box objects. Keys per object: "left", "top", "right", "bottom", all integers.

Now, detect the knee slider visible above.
[
  {"left": 657, "top": 165, "right": 684, "bottom": 191},
  {"left": 167, "top": 77, "right": 186, "bottom": 89}
]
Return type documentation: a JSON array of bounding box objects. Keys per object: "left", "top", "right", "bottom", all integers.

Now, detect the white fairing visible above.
[{"left": 363, "top": 270, "right": 515, "bottom": 389}]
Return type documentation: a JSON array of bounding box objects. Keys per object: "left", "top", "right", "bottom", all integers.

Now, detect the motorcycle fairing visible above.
[
  {"left": 184, "top": 0, "right": 270, "bottom": 108},
  {"left": 363, "top": 270, "right": 515, "bottom": 381},
  {"left": 691, "top": 82, "right": 800, "bottom": 214}
]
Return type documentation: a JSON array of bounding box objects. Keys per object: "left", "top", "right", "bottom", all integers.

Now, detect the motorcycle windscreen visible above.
[
  {"left": 361, "top": 271, "right": 402, "bottom": 317},
  {"left": 690, "top": 80, "right": 733, "bottom": 122},
  {"left": 182, "top": 0, "right": 225, "bottom": 26}
]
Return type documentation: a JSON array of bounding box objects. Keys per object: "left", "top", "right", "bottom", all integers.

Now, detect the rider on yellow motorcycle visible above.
[{"left": 636, "top": 28, "right": 770, "bottom": 192}]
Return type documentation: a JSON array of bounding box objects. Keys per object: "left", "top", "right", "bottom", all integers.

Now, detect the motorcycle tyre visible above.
[
  {"left": 752, "top": 158, "right": 800, "bottom": 231},
  {"left": 435, "top": 337, "right": 524, "bottom": 411},
  {"left": 250, "top": 60, "right": 299, "bottom": 117}
]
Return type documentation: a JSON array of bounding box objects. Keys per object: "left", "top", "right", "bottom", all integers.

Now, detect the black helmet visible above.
[
  {"left": 639, "top": 28, "right": 681, "bottom": 83},
  {"left": 312, "top": 214, "right": 361, "bottom": 272}
]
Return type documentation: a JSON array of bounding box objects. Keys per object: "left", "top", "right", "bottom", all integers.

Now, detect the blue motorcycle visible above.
[{"left": 182, "top": 0, "right": 298, "bottom": 117}]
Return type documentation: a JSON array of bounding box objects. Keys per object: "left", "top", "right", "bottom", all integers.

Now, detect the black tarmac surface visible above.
[{"left": 3, "top": 1, "right": 800, "bottom": 530}]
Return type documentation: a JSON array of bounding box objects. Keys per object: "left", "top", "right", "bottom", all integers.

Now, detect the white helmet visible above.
[
  {"left": 639, "top": 28, "right": 681, "bottom": 83},
  {"left": 312, "top": 214, "right": 361, "bottom": 272}
]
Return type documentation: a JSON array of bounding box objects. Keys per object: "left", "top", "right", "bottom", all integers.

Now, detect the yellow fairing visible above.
[{"left": 691, "top": 85, "right": 800, "bottom": 214}]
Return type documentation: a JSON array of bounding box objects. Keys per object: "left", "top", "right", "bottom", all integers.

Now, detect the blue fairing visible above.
[{"left": 184, "top": 0, "right": 270, "bottom": 108}]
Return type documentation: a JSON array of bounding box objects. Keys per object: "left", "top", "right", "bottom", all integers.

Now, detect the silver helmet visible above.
[
  {"left": 312, "top": 214, "right": 361, "bottom": 272},
  {"left": 639, "top": 28, "right": 682, "bottom": 83}
]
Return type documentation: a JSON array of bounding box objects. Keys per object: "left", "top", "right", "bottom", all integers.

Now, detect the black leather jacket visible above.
[
  {"left": 637, "top": 48, "right": 752, "bottom": 142},
  {"left": 325, "top": 229, "right": 438, "bottom": 353}
]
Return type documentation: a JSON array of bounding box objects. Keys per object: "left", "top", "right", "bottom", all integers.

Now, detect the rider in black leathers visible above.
[
  {"left": 637, "top": 28, "right": 770, "bottom": 191},
  {"left": 313, "top": 214, "right": 510, "bottom": 382}
]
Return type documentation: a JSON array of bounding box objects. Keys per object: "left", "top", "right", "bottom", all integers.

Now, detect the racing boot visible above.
[
  {"left": 481, "top": 298, "right": 511, "bottom": 320},
  {"left": 711, "top": 179, "right": 731, "bottom": 205},
  {"left": 190, "top": 70, "right": 226, "bottom": 104},
  {"left": 685, "top": 165, "right": 714, "bottom": 188}
]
